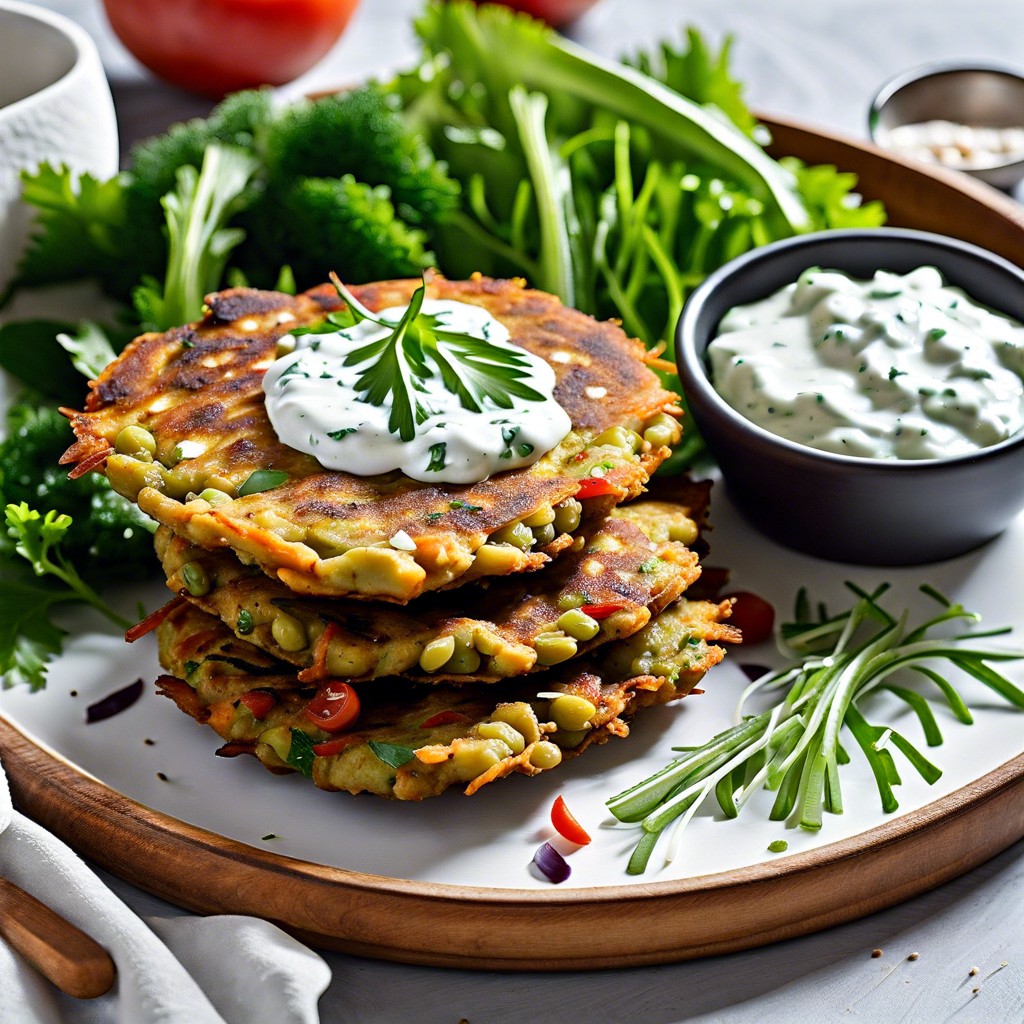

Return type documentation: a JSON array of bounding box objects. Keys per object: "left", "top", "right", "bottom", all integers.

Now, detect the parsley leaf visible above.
[
  {"left": 286, "top": 729, "right": 316, "bottom": 778},
  {"left": 332, "top": 275, "right": 544, "bottom": 443},
  {"left": 238, "top": 469, "right": 289, "bottom": 496},
  {"left": 56, "top": 321, "right": 118, "bottom": 380},
  {"left": 368, "top": 740, "right": 416, "bottom": 768},
  {"left": 1, "top": 503, "right": 131, "bottom": 690}
]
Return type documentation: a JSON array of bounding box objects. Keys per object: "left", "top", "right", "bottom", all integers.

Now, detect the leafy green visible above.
[
  {"left": 393, "top": 4, "right": 885, "bottom": 467},
  {"left": 1, "top": 503, "right": 132, "bottom": 690},
  {"left": 132, "top": 144, "right": 261, "bottom": 332},
  {"left": 332, "top": 276, "right": 543, "bottom": 442},
  {"left": 368, "top": 741, "right": 416, "bottom": 768},
  {"left": 607, "top": 583, "right": 1024, "bottom": 874},
  {"left": 286, "top": 729, "right": 316, "bottom": 778},
  {"left": 237, "top": 469, "right": 289, "bottom": 496},
  {"left": 0, "top": 400, "right": 156, "bottom": 585},
  {"left": 56, "top": 322, "right": 118, "bottom": 380},
  {"left": 0, "top": 321, "right": 87, "bottom": 403}
]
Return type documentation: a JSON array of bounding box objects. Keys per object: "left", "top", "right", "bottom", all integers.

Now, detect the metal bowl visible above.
[
  {"left": 675, "top": 228, "right": 1024, "bottom": 566},
  {"left": 869, "top": 62, "right": 1024, "bottom": 191}
]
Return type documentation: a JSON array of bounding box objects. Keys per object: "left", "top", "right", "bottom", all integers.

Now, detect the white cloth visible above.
[{"left": 0, "top": 756, "right": 331, "bottom": 1024}]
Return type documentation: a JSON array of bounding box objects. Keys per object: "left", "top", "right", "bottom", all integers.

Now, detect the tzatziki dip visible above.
[
  {"left": 263, "top": 297, "right": 572, "bottom": 484},
  {"left": 707, "top": 265, "right": 1024, "bottom": 459}
]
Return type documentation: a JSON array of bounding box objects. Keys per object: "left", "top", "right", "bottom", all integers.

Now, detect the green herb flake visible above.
[
  {"left": 638, "top": 557, "right": 660, "bottom": 573},
  {"left": 368, "top": 741, "right": 416, "bottom": 769},
  {"left": 286, "top": 729, "right": 315, "bottom": 778},
  {"left": 888, "top": 367, "right": 907, "bottom": 381},
  {"left": 237, "top": 610, "right": 254, "bottom": 635},
  {"left": 262, "top": 833, "right": 279, "bottom": 841},
  {"left": 327, "top": 427, "right": 357, "bottom": 440},
  {"left": 518, "top": 443, "right": 535, "bottom": 457},
  {"left": 449, "top": 500, "right": 483, "bottom": 512},
  {"left": 427, "top": 442, "right": 447, "bottom": 472},
  {"left": 183, "top": 660, "right": 200, "bottom": 676},
  {"left": 238, "top": 469, "right": 289, "bottom": 496},
  {"left": 181, "top": 339, "right": 196, "bottom": 349},
  {"left": 767, "top": 840, "right": 789, "bottom": 853},
  {"left": 426, "top": 511, "right": 446, "bottom": 522}
]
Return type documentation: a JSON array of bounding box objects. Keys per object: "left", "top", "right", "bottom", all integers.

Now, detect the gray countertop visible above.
[{"left": 23, "top": 1, "right": 1024, "bottom": 1021}]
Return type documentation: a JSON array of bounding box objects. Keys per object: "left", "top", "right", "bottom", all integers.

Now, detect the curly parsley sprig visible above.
[
  {"left": 328, "top": 273, "right": 545, "bottom": 442},
  {"left": 1, "top": 503, "right": 131, "bottom": 691},
  {"left": 607, "top": 583, "right": 1024, "bottom": 874}
]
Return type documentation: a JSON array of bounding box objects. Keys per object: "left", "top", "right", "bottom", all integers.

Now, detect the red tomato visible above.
[
  {"left": 723, "top": 591, "right": 775, "bottom": 645},
  {"left": 238, "top": 689, "right": 275, "bottom": 721},
  {"left": 102, "top": 0, "right": 362, "bottom": 98},
  {"left": 574, "top": 476, "right": 617, "bottom": 499},
  {"left": 477, "top": 0, "right": 601, "bottom": 28},
  {"left": 304, "top": 681, "right": 360, "bottom": 733},
  {"left": 551, "top": 795, "right": 592, "bottom": 845}
]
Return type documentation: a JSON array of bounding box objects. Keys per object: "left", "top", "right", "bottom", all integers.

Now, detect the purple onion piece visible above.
[
  {"left": 532, "top": 841, "right": 571, "bottom": 884},
  {"left": 86, "top": 678, "right": 144, "bottom": 723}
]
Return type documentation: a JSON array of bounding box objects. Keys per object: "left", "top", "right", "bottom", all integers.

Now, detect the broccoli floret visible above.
[
  {"left": 0, "top": 402, "right": 156, "bottom": 584},
  {"left": 128, "top": 89, "right": 275, "bottom": 205},
  {"left": 238, "top": 175, "right": 432, "bottom": 289},
  {"left": 260, "top": 87, "right": 460, "bottom": 227}
]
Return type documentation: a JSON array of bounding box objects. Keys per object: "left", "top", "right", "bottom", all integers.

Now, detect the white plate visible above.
[{"left": 2, "top": 473, "right": 1022, "bottom": 892}]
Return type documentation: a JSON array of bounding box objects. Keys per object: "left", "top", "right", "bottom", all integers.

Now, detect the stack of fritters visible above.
[{"left": 62, "top": 276, "right": 738, "bottom": 800}]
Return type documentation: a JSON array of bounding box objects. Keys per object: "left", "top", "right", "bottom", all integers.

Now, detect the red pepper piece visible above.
[
  {"left": 574, "top": 476, "right": 616, "bottom": 499},
  {"left": 312, "top": 735, "right": 361, "bottom": 758},
  {"left": 125, "top": 596, "right": 187, "bottom": 643},
  {"left": 551, "top": 794, "right": 592, "bottom": 846},
  {"left": 580, "top": 602, "right": 624, "bottom": 620},
  {"left": 238, "top": 690, "right": 275, "bottom": 721}
]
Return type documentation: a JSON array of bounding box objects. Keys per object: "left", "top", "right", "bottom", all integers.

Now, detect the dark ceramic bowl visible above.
[
  {"left": 869, "top": 62, "right": 1024, "bottom": 191},
  {"left": 675, "top": 228, "right": 1024, "bottom": 565}
]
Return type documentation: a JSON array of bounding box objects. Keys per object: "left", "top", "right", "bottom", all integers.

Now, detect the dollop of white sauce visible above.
[
  {"left": 708, "top": 266, "right": 1024, "bottom": 459},
  {"left": 263, "top": 298, "right": 572, "bottom": 483}
]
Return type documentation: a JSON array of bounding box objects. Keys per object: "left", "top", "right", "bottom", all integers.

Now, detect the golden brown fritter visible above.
[
  {"left": 156, "top": 494, "right": 707, "bottom": 684},
  {"left": 62, "top": 276, "right": 682, "bottom": 601},
  {"left": 156, "top": 599, "right": 738, "bottom": 800}
]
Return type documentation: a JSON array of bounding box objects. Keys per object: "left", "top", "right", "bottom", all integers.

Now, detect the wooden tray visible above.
[{"left": 2, "top": 119, "right": 1024, "bottom": 970}]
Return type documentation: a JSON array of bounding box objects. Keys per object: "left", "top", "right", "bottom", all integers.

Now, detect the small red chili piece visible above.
[
  {"left": 312, "top": 735, "right": 360, "bottom": 757},
  {"left": 551, "top": 794, "right": 592, "bottom": 846},
  {"left": 303, "top": 681, "right": 360, "bottom": 733},
  {"left": 574, "top": 476, "right": 617, "bottom": 499},
  {"left": 238, "top": 690, "right": 275, "bottom": 721},
  {"left": 418, "top": 710, "right": 472, "bottom": 729},
  {"left": 580, "top": 602, "right": 624, "bottom": 620},
  {"left": 125, "top": 596, "right": 187, "bottom": 643}
]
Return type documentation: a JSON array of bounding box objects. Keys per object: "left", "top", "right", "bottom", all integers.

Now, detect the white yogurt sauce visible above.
[
  {"left": 708, "top": 266, "right": 1024, "bottom": 459},
  {"left": 263, "top": 298, "right": 571, "bottom": 483}
]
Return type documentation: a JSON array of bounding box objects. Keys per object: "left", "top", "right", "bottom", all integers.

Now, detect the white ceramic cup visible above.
[{"left": 0, "top": 1, "right": 118, "bottom": 295}]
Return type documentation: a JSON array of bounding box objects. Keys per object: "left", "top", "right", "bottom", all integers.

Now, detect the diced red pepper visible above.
[
  {"left": 419, "top": 710, "right": 472, "bottom": 729},
  {"left": 125, "top": 596, "right": 187, "bottom": 643},
  {"left": 303, "top": 681, "right": 360, "bottom": 733},
  {"left": 238, "top": 690, "right": 275, "bottom": 721},
  {"left": 312, "top": 735, "right": 361, "bottom": 757},
  {"left": 580, "top": 602, "right": 624, "bottom": 620},
  {"left": 574, "top": 476, "right": 616, "bottom": 499},
  {"left": 551, "top": 795, "right": 592, "bottom": 846}
]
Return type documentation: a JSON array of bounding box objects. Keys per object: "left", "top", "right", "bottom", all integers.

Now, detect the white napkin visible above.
[{"left": 0, "top": 755, "right": 331, "bottom": 1024}]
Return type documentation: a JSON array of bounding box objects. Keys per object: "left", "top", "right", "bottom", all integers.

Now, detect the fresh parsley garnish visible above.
[
  {"left": 1, "top": 503, "right": 130, "bottom": 691},
  {"left": 368, "top": 740, "right": 416, "bottom": 768},
  {"left": 330, "top": 274, "right": 544, "bottom": 443},
  {"left": 286, "top": 729, "right": 316, "bottom": 778}
]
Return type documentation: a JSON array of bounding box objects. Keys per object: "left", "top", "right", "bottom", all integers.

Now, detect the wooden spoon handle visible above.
[{"left": 0, "top": 875, "right": 116, "bottom": 999}]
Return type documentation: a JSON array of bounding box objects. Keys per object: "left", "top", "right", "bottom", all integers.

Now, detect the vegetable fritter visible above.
[
  {"left": 156, "top": 598, "right": 738, "bottom": 800},
  {"left": 156, "top": 491, "right": 708, "bottom": 683},
  {"left": 61, "top": 276, "right": 682, "bottom": 601}
]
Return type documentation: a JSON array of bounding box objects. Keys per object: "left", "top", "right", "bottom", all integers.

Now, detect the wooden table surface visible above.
[{"left": 21, "top": 0, "right": 1024, "bottom": 1020}]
